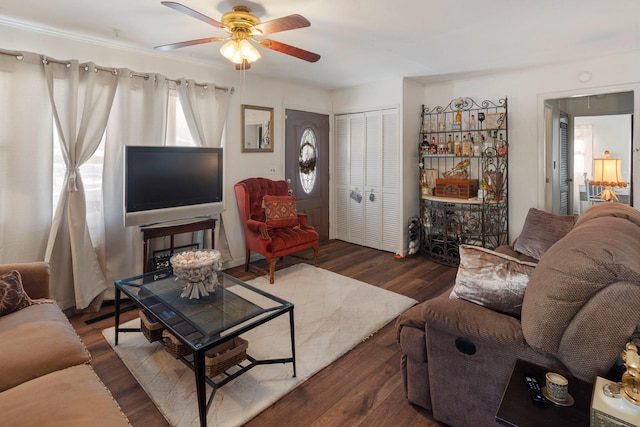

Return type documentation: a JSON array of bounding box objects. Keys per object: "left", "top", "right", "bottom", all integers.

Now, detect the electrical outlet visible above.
[{"left": 267, "top": 167, "right": 277, "bottom": 176}]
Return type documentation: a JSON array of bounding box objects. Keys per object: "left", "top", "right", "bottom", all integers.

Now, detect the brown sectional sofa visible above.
[
  {"left": 0, "top": 262, "right": 131, "bottom": 426},
  {"left": 397, "top": 202, "right": 640, "bottom": 426}
]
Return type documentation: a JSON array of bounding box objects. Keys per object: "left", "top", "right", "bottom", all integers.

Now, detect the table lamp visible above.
[{"left": 591, "top": 150, "right": 626, "bottom": 201}]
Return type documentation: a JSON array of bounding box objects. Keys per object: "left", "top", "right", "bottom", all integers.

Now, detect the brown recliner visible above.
[
  {"left": 396, "top": 202, "right": 640, "bottom": 426},
  {"left": 234, "top": 177, "right": 319, "bottom": 284}
]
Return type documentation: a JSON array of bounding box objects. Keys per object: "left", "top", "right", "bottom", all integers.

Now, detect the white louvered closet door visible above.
[
  {"left": 364, "top": 111, "right": 382, "bottom": 249},
  {"left": 348, "top": 114, "right": 365, "bottom": 245},
  {"left": 380, "top": 109, "right": 400, "bottom": 253},
  {"left": 334, "top": 108, "right": 399, "bottom": 252},
  {"left": 334, "top": 113, "right": 365, "bottom": 246},
  {"left": 334, "top": 115, "right": 350, "bottom": 240}
]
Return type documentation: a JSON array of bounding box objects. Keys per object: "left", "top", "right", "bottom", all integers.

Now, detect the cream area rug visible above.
[{"left": 102, "top": 263, "right": 417, "bottom": 427}]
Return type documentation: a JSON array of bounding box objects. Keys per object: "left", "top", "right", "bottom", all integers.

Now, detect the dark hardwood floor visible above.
[{"left": 69, "top": 240, "right": 455, "bottom": 426}]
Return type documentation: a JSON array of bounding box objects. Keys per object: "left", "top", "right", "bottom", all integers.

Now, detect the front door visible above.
[{"left": 285, "top": 109, "right": 330, "bottom": 241}]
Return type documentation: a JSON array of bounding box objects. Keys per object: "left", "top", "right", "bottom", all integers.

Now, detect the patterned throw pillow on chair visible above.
[{"left": 263, "top": 195, "right": 300, "bottom": 228}]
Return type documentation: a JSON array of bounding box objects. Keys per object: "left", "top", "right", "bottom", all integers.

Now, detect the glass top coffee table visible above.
[{"left": 114, "top": 268, "right": 296, "bottom": 427}]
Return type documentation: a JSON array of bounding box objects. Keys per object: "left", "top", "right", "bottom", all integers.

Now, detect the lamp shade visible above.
[
  {"left": 220, "top": 39, "right": 261, "bottom": 65},
  {"left": 593, "top": 151, "right": 624, "bottom": 186},
  {"left": 238, "top": 39, "right": 261, "bottom": 63},
  {"left": 220, "top": 40, "right": 243, "bottom": 64}
]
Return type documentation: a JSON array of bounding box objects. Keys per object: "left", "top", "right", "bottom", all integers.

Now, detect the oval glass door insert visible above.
[{"left": 298, "top": 128, "right": 317, "bottom": 194}]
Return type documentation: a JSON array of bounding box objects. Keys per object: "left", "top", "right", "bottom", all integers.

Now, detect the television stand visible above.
[{"left": 141, "top": 217, "right": 217, "bottom": 273}]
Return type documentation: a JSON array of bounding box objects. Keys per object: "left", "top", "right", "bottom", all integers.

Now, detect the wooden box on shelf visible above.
[{"left": 435, "top": 179, "right": 479, "bottom": 199}]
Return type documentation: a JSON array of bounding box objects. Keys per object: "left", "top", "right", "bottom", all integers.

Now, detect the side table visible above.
[
  {"left": 141, "top": 218, "right": 216, "bottom": 273},
  {"left": 496, "top": 359, "right": 592, "bottom": 427}
]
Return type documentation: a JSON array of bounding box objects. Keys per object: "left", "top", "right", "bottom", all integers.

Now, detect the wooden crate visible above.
[{"left": 435, "top": 179, "right": 479, "bottom": 199}]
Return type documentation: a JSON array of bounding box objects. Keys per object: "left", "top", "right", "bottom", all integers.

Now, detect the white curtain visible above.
[
  {"left": 176, "top": 79, "right": 233, "bottom": 262},
  {"left": 0, "top": 50, "right": 52, "bottom": 263},
  {"left": 101, "top": 71, "right": 169, "bottom": 288},
  {"left": 43, "top": 60, "right": 118, "bottom": 310}
]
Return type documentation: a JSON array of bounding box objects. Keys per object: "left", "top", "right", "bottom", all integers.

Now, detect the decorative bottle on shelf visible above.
[
  {"left": 472, "top": 136, "right": 481, "bottom": 156},
  {"left": 455, "top": 108, "right": 462, "bottom": 130},
  {"left": 454, "top": 135, "right": 461, "bottom": 156},
  {"left": 485, "top": 132, "right": 494, "bottom": 153},
  {"left": 438, "top": 135, "right": 446, "bottom": 154},
  {"left": 447, "top": 134, "right": 454, "bottom": 154},
  {"left": 462, "top": 133, "right": 471, "bottom": 156},
  {"left": 430, "top": 137, "right": 437, "bottom": 154},
  {"left": 498, "top": 133, "right": 507, "bottom": 156},
  {"left": 469, "top": 114, "right": 476, "bottom": 130}
]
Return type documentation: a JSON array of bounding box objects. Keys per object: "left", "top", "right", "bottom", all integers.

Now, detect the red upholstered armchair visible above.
[{"left": 234, "top": 177, "right": 319, "bottom": 284}]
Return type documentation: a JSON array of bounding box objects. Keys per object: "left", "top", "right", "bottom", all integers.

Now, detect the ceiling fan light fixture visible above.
[
  {"left": 220, "top": 38, "right": 260, "bottom": 65},
  {"left": 239, "top": 39, "right": 261, "bottom": 62},
  {"left": 220, "top": 40, "right": 241, "bottom": 63}
]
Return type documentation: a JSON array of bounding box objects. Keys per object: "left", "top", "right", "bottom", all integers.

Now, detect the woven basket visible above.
[
  {"left": 139, "top": 310, "right": 163, "bottom": 343},
  {"left": 162, "top": 330, "right": 191, "bottom": 359},
  {"left": 205, "top": 337, "right": 249, "bottom": 378}
]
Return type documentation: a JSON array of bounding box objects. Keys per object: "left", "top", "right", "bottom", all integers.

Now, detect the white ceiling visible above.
[{"left": 1, "top": 0, "right": 639, "bottom": 90}]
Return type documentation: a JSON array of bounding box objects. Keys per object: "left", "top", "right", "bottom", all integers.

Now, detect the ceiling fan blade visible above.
[
  {"left": 161, "top": 1, "right": 224, "bottom": 29},
  {"left": 154, "top": 37, "right": 227, "bottom": 51},
  {"left": 258, "top": 39, "right": 320, "bottom": 63},
  {"left": 252, "top": 14, "right": 310, "bottom": 35}
]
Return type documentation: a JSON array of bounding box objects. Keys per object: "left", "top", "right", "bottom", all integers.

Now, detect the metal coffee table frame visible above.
[{"left": 114, "top": 268, "right": 296, "bottom": 427}]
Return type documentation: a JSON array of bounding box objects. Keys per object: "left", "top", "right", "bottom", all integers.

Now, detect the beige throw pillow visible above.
[{"left": 450, "top": 245, "right": 538, "bottom": 317}]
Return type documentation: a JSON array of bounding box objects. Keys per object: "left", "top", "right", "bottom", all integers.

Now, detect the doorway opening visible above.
[{"left": 543, "top": 90, "right": 635, "bottom": 215}]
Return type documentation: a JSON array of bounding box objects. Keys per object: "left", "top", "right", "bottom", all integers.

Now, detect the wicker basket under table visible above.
[
  {"left": 139, "top": 310, "right": 163, "bottom": 343},
  {"left": 205, "top": 337, "right": 249, "bottom": 378},
  {"left": 162, "top": 330, "right": 191, "bottom": 358}
]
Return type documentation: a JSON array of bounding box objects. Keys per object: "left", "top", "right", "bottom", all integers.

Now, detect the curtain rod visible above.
[
  {"left": 0, "top": 49, "right": 25, "bottom": 60},
  {"left": 39, "top": 56, "right": 233, "bottom": 93}
]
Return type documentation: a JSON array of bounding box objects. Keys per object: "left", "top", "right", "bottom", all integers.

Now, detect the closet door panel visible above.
[{"left": 381, "top": 108, "right": 401, "bottom": 253}]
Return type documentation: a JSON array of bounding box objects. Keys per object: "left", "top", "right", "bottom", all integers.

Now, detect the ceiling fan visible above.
[{"left": 155, "top": 1, "right": 321, "bottom": 70}]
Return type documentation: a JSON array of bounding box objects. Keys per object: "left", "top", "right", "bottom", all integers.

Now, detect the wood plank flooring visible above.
[{"left": 69, "top": 240, "right": 455, "bottom": 426}]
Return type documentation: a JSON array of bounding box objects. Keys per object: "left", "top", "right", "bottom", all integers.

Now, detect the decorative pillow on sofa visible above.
[
  {"left": 0, "top": 270, "right": 34, "bottom": 316},
  {"left": 513, "top": 208, "right": 576, "bottom": 260},
  {"left": 263, "top": 195, "right": 299, "bottom": 228},
  {"left": 450, "top": 245, "right": 538, "bottom": 317}
]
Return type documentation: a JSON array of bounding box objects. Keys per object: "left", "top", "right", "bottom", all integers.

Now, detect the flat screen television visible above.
[{"left": 124, "top": 145, "right": 223, "bottom": 226}]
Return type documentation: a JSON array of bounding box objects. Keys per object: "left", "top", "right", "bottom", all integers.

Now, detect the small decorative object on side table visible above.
[
  {"left": 170, "top": 249, "right": 222, "bottom": 299},
  {"left": 590, "top": 342, "right": 640, "bottom": 426}
]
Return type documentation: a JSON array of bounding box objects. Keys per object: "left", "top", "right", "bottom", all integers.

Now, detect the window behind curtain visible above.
[{"left": 52, "top": 88, "right": 195, "bottom": 246}]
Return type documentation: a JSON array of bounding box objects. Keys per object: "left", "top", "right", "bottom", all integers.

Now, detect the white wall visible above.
[
  {"left": 0, "top": 22, "right": 332, "bottom": 268},
  {"left": 6, "top": 20, "right": 640, "bottom": 265},
  {"left": 418, "top": 52, "right": 640, "bottom": 241},
  {"left": 575, "top": 115, "right": 631, "bottom": 182}
]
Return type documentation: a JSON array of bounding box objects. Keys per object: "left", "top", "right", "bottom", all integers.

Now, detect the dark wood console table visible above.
[{"left": 141, "top": 218, "right": 217, "bottom": 273}]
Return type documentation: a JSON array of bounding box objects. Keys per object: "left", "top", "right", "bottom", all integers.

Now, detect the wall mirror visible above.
[{"left": 242, "top": 104, "right": 274, "bottom": 152}]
